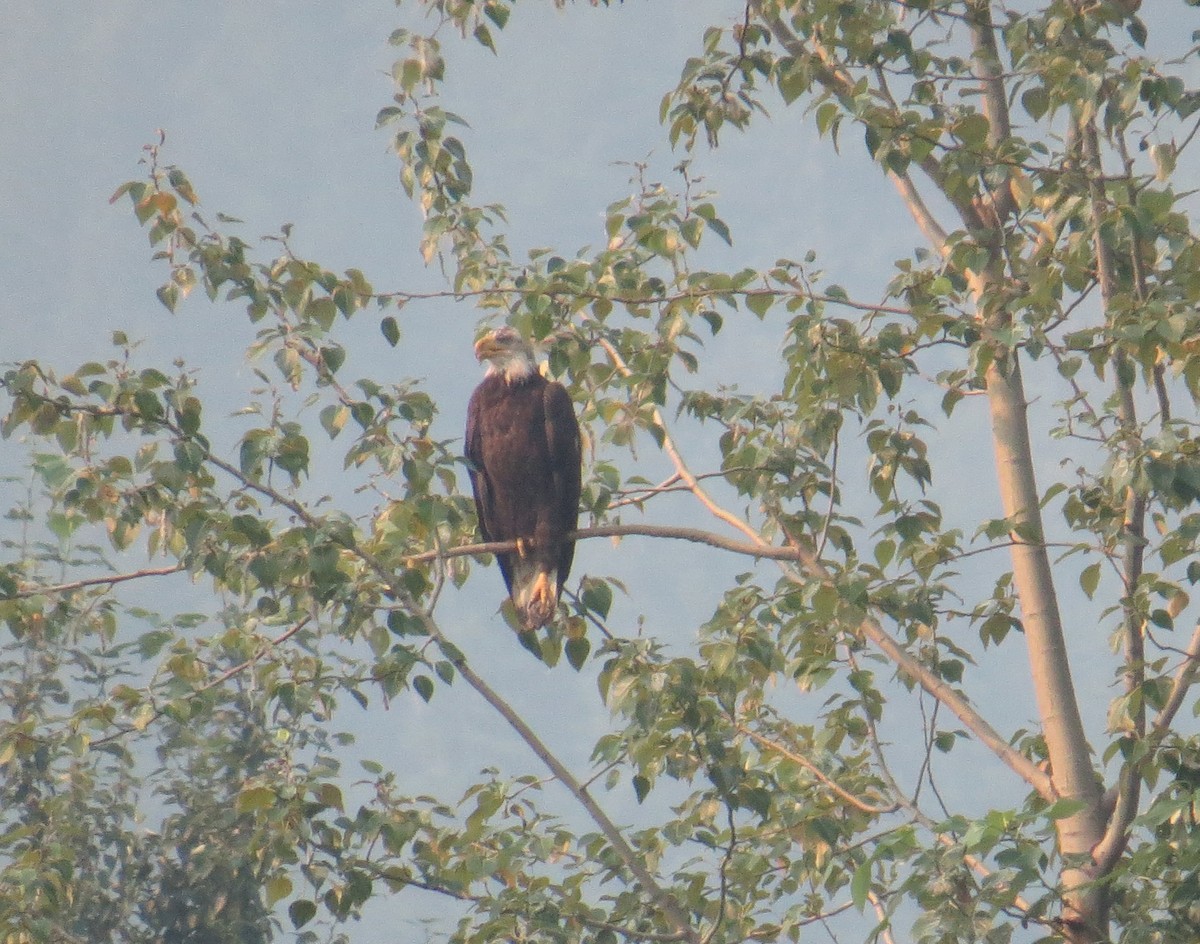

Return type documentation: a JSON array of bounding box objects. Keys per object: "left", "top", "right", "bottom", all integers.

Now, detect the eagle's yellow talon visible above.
[{"left": 531, "top": 572, "right": 552, "bottom": 608}]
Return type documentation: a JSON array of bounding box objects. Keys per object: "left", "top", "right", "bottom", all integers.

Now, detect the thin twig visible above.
[
  {"left": 417, "top": 614, "right": 700, "bottom": 942},
  {"left": 852, "top": 659, "right": 1039, "bottom": 916},
  {"left": 89, "top": 617, "right": 311, "bottom": 748},
  {"left": 203, "top": 433, "right": 704, "bottom": 940},
  {"left": 868, "top": 891, "right": 898, "bottom": 944},
  {"left": 11, "top": 564, "right": 186, "bottom": 599},
  {"left": 738, "top": 724, "right": 900, "bottom": 815},
  {"left": 592, "top": 333, "right": 769, "bottom": 550},
  {"left": 368, "top": 284, "right": 914, "bottom": 319},
  {"left": 1151, "top": 622, "right": 1200, "bottom": 738}
]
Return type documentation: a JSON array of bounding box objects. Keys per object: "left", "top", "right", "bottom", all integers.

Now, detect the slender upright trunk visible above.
[
  {"left": 969, "top": 2, "right": 1109, "bottom": 934},
  {"left": 984, "top": 347, "right": 1108, "bottom": 940}
]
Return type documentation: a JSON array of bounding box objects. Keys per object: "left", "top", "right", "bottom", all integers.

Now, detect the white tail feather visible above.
[{"left": 511, "top": 557, "right": 558, "bottom": 629}]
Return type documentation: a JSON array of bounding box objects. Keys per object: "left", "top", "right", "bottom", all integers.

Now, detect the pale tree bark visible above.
[
  {"left": 984, "top": 353, "right": 1108, "bottom": 939},
  {"left": 1080, "top": 111, "right": 1149, "bottom": 885},
  {"left": 757, "top": 1, "right": 1112, "bottom": 937},
  {"left": 967, "top": 6, "right": 1107, "bottom": 937}
]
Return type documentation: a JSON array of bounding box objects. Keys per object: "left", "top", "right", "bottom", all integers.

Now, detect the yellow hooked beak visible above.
[{"left": 474, "top": 335, "right": 501, "bottom": 362}]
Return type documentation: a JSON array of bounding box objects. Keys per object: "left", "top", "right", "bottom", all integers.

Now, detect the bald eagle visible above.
[{"left": 466, "top": 327, "right": 582, "bottom": 630}]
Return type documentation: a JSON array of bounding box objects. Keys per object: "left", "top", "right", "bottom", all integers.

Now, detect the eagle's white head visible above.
[{"left": 474, "top": 326, "right": 538, "bottom": 383}]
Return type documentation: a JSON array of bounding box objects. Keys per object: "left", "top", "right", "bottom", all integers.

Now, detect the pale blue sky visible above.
[{"left": 2, "top": 3, "right": 1192, "bottom": 941}]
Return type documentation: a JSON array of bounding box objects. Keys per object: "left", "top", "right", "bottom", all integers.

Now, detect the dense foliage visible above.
[{"left": 4, "top": 2, "right": 1200, "bottom": 943}]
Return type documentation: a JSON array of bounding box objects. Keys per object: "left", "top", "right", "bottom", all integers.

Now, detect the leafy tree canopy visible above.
[{"left": 4, "top": 2, "right": 1200, "bottom": 943}]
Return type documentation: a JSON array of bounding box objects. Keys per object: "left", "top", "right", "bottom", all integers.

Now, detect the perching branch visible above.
[
  {"left": 197, "top": 436, "right": 703, "bottom": 941},
  {"left": 401, "top": 523, "right": 805, "bottom": 565},
  {"left": 588, "top": 310, "right": 1054, "bottom": 800}
]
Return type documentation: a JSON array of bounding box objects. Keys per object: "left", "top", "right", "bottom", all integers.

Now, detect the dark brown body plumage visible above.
[{"left": 466, "top": 368, "right": 581, "bottom": 629}]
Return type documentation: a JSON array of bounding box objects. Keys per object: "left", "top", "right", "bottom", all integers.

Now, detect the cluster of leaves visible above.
[{"left": 5, "top": 2, "right": 1200, "bottom": 944}]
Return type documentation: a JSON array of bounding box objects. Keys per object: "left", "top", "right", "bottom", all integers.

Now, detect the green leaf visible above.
[
  {"left": 307, "top": 296, "right": 337, "bottom": 330},
  {"left": 704, "top": 215, "right": 732, "bottom": 246},
  {"left": 565, "top": 635, "right": 590, "bottom": 671},
  {"left": 321, "top": 345, "right": 346, "bottom": 375},
  {"left": 275, "top": 431, "right": 309, "bottom": 476},
  {"left": 746, "top": 292, "right": 773, "bottom": 319},
  {"left": 1150, "top": 142, "right": 1177, "bottom": 182},
  {"left": 266, "top": 874, "right": 293, "bottom": 907},
  {"left": 388, "top": 610, "right": 425, "bottom": 636},
  {"left": 1021, "top": 86, "right": 1049, "bottom": 120},
  {"left": 381, "top": 315, "right": 401, "bottom": 347},
  {"left": 320, "top": 403, "right": 349, "bottom": 439},
  {"left": 288, "top": 899, "right": 317, "bottom": 929},
  {"left": 815, "top": 101, "right": 839, "bottom": 137},
  {"left": 1046, "top": 797, "right": 1087, "bottom": 820},
  {"left": 580, "top": 578, "right": 613, "bottom": 619},
  {"left": 156, "top": 283, "right": 180, "bottom": 313},
  {"left": 351, "top": 401, "right": 376, "bottom": 429},
  {"left": 413, "top": 675, "right": 434, "bottom": 702},
  {"left": 484, "top": 2, "right": 510, "bottom": 29},
  {"left": 232, "top": 514, "right": 272, "bottom": 547},
  {"left": 1079, "top": 561, "right": 1101, "bottom": 599},
  {"left": 235, "top": 786, "right": 276, "bottom": 813},
  {"left": 314, "top": 782, "right": 345, "bottom": 811},
  {"left": 167, "top": 167, "right": 199, "bottom": 204},
  {"left": 850, "top": 859, "right": 872, "bottom": 911},
  {"left": 1127, "top": 16, "right": 1147, "bottom": 48},
  {"left": 954, "top": 112, "right": 990, "bottom": 148},
  {"left": 700, "top": 309, "right": 723, "bottom": 334},
  {"left": 864, "top": 125, "right": 882, "bottom": 158},
  {"left": 933, "top": 731, "right": 957, "bottom": 753},
  {"left": 473, "top": 23, "right": 495, "bottom": 53}
]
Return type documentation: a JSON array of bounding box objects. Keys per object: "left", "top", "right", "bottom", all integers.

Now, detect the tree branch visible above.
[
  {"left": 591, "top": 332, "right": 768, "bottom": 549},
  {"left": 853, "top": 657, "right": 1039, "bottom": 917},
  {"left": 967, "top": 0, "right": 1017, "bottom": 221},
  {"left": 1151, "top": 622, "right": 1200, "bottom": 738},
  {"left": 591, "top": 282, "right": 1052, "bottom": 800},
  {"left": 89, "top": 617, "right": 311, "bottom": 748},
  {"left": 738, "top": 724, "right": 901, "bottom": 815},
  {"left": 185, "top": 433, "right": 701, "bottom": 935},
  {"left": 1095, "top": 623, "right": 1200, "bottom": 873},
  {"left": 372, "top": 867, "right": 692, "bottom": 942},
  {"left": 401, "top": 523, "right": 804, "bottom": 565},
  {"left": 755, "top": 2, "right": 981, "bottom": 245},
  {"left": 11, "top": 564, "right": 186, "bottom": 599},
  {"left": 413, "top": 610, "right": 701, "bottom": 943},
  {"left": 1080, "top": 114, "right": 1146, "bottom": 881},
  {"left": 781, "top": 532, "right": 1055, "bottom": 800},
  {"left": 368, "top": 284, "right": 913, "bottom": 319}
]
